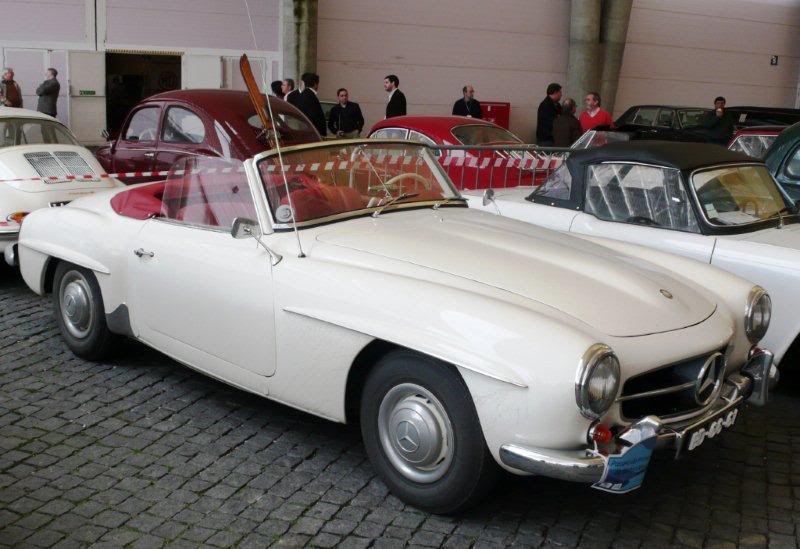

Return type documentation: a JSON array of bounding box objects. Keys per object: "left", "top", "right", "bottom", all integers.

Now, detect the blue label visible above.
[{"left": 592, "top": 437, "right": 656, "bottom": 494}]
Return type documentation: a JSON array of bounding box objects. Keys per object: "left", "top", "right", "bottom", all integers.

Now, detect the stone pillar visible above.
[
  {"left": 599, "top": 0, "right": 633, "bottom": 115},
  {"left": 566, "top": 0, "right": 601, "bottom": 103},
  {"left": 281, "top": 0, "right": 318, "bottom": 80}
]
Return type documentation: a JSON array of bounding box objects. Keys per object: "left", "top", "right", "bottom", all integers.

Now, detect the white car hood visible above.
[
  {"left": 0, "top": 144, "right": 120, "bottom": 193},
  {"left": 316, "top": 209, "right": 716, "bottom": 337}
]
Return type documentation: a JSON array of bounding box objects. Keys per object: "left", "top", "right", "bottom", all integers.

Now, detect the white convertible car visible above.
[
  {"left": 0, "top": 107, "right": 122, "bottom": 266},
  {"left": 18, "top": 139, "right": 775, "bottom": 512},
  {"left": 468, "top": 141, "right": 800, "bottom": 368}
]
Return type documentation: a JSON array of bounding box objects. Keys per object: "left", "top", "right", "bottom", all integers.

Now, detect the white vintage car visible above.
[
  {"left": 0, "top": 107, "right": 123, "bottom": 266},
  {"left": 467, "top": 141, "right": 800, "bottom": 369},
  {"left": 18, "top": 139, "right": 775, "bottom": 513}
]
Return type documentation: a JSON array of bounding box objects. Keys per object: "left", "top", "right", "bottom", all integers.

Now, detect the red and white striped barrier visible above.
[{"left": 0, "top": 154, "right": 561, "bottom": 184}]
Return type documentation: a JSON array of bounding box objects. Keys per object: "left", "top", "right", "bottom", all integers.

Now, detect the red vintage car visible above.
[
  {"left": 368, "top": 116, "right": 560, "bottom": 189},
  {"left": 727, "top": 126, "right": 784, "bottom": 159},
  {"left": 96, "top": 89, "right": 321, "bottom": 184}
]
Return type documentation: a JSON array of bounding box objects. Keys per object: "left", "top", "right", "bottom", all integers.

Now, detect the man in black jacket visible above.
[
  {"left": 282, "top": 78, "right": 300, "bottom": 108},
  {"left": 384, "top": 75, "right": 406, "bottom": 119},
  {"left": 699, "top": 96, "right": 735, "bottom": 145},
  {"left": 452, "top": 85, "right": 482, "bottom": 118},
  {"left": 536, "top": 83, "right": 562, "bottom": 145},
  {"left": 328, "top": 88, "right": 364, "bottom": 138},
  {"left": 296, "top": 73, "right": 326, "bottom": 136},
  {"left": 36, "top": 68, "right": 60, "bottom": 117}
]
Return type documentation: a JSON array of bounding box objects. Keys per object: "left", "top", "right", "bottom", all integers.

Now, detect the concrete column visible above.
[
  {"left": 599, "top": 0, "right": 633, "bottom": 115},
  {"left": 281, "top": 0, "right": 318, "bottom": 80},
  {"left": 566, "top": 0, "right": 601, "bottom": 103}
]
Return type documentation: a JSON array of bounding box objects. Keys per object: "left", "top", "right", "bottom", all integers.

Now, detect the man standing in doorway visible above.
[
  {"left": 384, "top": 75, "right": 406, "bottom": 119},
  {"left": 536, "top": 83, "right": 562, "bottom": 145},
  {"left": 282, "top": 78, "right": 300, "bottom": 108},
  {"left": 579, "top": 91, "right": 614, "bottom": 133},
  {"left": 36, "top": 68, "right": 61, "bottom": 117},
  {"left": 1, "top": 68, "right": 22, "bottom": 108},
  {"left": 328, "top": 88, "right": 364, "bottom": 138},
  {"left": 699, "top": 96, "right": 735, "bottom": 145},
  {"left": 297, "top": 73, "right": 327, "bottom": 136},
  {"left": 452, "top": 85, "right": 482, "bottom": 118}
]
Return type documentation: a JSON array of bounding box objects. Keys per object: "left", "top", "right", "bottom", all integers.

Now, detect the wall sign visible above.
[{"left": 771, "top": 55, "right": 779, "bottom": 66}]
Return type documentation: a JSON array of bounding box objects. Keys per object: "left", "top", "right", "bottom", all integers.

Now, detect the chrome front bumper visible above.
[
  {"left": 1, "top": 231, "right": 18, "bottom": 266},
  {"left": 500, "top": 349, "right": 775, "bottom": 484}
]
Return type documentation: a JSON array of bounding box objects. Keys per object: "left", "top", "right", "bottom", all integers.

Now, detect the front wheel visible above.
[
  {"left": 360, "top": 351, "right": 499, "bottom": 514},
  {"left": 52, "top": 262, "right": 119, "bottom": 361}
]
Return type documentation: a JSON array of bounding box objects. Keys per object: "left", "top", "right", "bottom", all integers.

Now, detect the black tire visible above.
[
  {"left": 360, "top": 350, "right": 499, "bottom": 514},
  {"left": 52, "top": 262, "right": 119, "bottom": 361}
]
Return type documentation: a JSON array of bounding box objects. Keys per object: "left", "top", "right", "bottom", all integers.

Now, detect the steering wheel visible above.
[
  {"left": 741, "top": 199, "right": 760, "bottom": 217},
  {"left": 381, "top": 172, "right": 432, "bottom": 193},
  {"left": 138, "top": 128, "right": 157, "bottom": 141}
]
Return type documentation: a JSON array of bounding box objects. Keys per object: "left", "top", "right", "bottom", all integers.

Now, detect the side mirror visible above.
[
  {"left": 231, "top": 217, "right": 262, "bottom": 239},
  {"left": 482, "top": 188, "right": 495, "bottom": 206}
]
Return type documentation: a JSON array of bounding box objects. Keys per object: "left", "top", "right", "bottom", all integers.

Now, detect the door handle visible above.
[
  {"left": 134, "top": 248, "right": 154, "bottom": 258},
  {"left": 144, "top": 152, "right": 155, "bottom": 158}
]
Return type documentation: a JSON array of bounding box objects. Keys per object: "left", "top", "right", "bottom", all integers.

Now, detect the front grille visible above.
[
  {"left": 24, "top": 151, "right": 97, "bottom": 182},
  {"left": 619, "top": 351, "right": 725, "bottom": 421},
  {"left": 53, "top": 151, "right": 96, "bottom": 179},
  {"left": 24, "top": 152, "right": 67, "bottom": 179}
]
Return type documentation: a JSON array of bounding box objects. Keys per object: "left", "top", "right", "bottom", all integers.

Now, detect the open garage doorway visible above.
[{"left": 105, "top": 52, "right": 181, "bottom": 137}]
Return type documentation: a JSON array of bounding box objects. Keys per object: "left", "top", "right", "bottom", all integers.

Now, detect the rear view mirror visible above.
[
  {"left": 482, "top": 188, "right": 495, "bottom": 206},
  {"left": 231, "top": 217, "right": 262, "bottom": 239}
]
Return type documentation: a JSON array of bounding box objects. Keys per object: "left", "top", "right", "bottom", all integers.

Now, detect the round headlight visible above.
[
  {"left": 575, "top": 344, "right": 621, "bottom": 419},
  {"left": 745, "top": 287, "right": 771, "bottom": 344}
]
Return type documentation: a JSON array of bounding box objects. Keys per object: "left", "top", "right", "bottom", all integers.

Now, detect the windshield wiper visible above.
[
  {"left": 372, "top": 192, "right": 420, "bottom": 217},
  {"left": 432, "top": 197, "right": 467, "bottom": 210}
]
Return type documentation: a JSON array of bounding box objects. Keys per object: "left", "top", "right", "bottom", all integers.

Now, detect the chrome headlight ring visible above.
[
  {"left": 575, "top": 343, "right": 621, "bottom": 420},
  {"left": 745, "top": 286, "right": 771, "bottom": 344}
]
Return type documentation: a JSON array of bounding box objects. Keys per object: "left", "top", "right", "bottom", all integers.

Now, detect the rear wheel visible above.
[
  {"left": 360, "top": 350, "right": 499, "bottom": 514},
  {"left": 52, "top": 262, "right": 119, "bottom": 361}
]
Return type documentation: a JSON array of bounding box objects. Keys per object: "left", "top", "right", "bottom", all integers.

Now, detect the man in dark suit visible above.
[
  {"left": 282, "top": 78, "right": 301, "bottom": 108},
  {"left": 328, "top": 88, "right": 364, "bottom": 138},
  {"left": 296, "top": 73, "right": 326, "bottom": 136},
  {"left": 452, "top": 85, "right": 482, "bottom": 118},
  {"left": 536, "top": 83, "right": 562, "bottom": 145},
  {"left": 384, "top": 74, "right": 406, "bottom": 119},
  {"left": 553, "top": 98, "right": 582, "bottom": 147}
]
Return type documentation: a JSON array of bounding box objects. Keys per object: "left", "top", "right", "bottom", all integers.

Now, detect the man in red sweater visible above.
[{"left": 579, "top": 91, "right": 613, "bottom": 133}]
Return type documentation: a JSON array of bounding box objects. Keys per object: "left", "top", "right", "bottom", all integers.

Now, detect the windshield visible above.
[
  {"left": 257, "top": 142, "right": 460, "bottom": 226},
  {"left": 451, "top": 125, "right": 522, "bottom": 145},
  {"left": 678, "top": 109, "right": 709, "bottom": 127},
  {"left": 728, "top": 134, "right": 778, "bottom": 159},
  {"left": 0, "top": 118, "right": 78, "bottom": 148},
  {"left": 691, "top": 165, "right": 788, "bottom": 226},
  {"left": 570, "top": 130, "right": 630, "bottom": 150}
]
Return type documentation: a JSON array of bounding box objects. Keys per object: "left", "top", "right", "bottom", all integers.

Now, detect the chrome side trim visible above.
[{"left": 499, "top": 444, "right": 605, "bottom": 483}]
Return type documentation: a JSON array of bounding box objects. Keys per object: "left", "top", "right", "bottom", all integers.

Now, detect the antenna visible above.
[{"left": 239, "top": 54, "right": 305, "bottom": 258}]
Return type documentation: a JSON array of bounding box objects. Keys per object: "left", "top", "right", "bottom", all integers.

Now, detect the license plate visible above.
[
  {"left": 683, "top": 407, "right": 739, "bottom": 453},
  {"left": 50, "top": 200, "right": 71, "bottom": 207}
]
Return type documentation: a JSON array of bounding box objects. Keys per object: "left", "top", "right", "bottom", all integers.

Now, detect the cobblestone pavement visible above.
[{"left": 1, "top": 265, "right": 799, "bottom": 549}]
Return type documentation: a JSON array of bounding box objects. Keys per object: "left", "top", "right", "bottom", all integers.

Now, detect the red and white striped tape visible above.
[{"left": 0, "top": 154, "right": 561, "bottom": 183}]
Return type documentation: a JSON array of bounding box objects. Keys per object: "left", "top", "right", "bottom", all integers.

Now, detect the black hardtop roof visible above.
[{"left": 567, "top": 141, "right": 760, "bottom": 173}]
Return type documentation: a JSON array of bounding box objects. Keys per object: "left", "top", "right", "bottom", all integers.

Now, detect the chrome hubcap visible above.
[
  {"left": 60, "top": 272, "right": 93, "bottom": 339},
  {"left": 378, "top": 383, "right": 453, "bottom": 483}
]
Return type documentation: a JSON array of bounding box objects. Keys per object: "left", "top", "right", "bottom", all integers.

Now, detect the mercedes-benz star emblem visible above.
[
  {"left": 660, "top": 289, "right": 673, "bottom": 299},
  {"left": 694, "top": 354, "right": 724, "bottom": 406},
  {"left": 396, "top": 421, "right": 419, "bottom": 453}
]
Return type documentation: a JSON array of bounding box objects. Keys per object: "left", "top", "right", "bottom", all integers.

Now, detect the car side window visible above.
[
  {"left": 656, "top": 109, "right": 675, "bottom": 128},
  {"left": 160, "top": 157, "right": 257, "bottom": 231},
  {"left": 124, "top": 107, "right": 160, "bottom": 142},
  {"left": 370, "top": 128, "right": 408, "bottom": 140},
  {"left": 407, "top": 130, "right": 441, "bottom": 157},
  {"left": 585, "top": 163, "right": 699, "bottom": 232},
  {"left": 631, "top": 108, "right": 659, "bottom": 126},
  {"left": 536, "top": 164, "right": 572, "bottom": 201},
  {"left": 162, "top": 107, "right": 206, "bottom": 145},
  {"left": 784, "top": 145, "right": 800, "bottom": 179}
]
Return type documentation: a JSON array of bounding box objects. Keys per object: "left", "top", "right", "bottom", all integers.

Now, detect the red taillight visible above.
[
  {"left": 590, "top": 424, "right": 613, "bottom": 444},
  {"left": 6, "top": 212, "right": 29, "bottom": 224}
]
